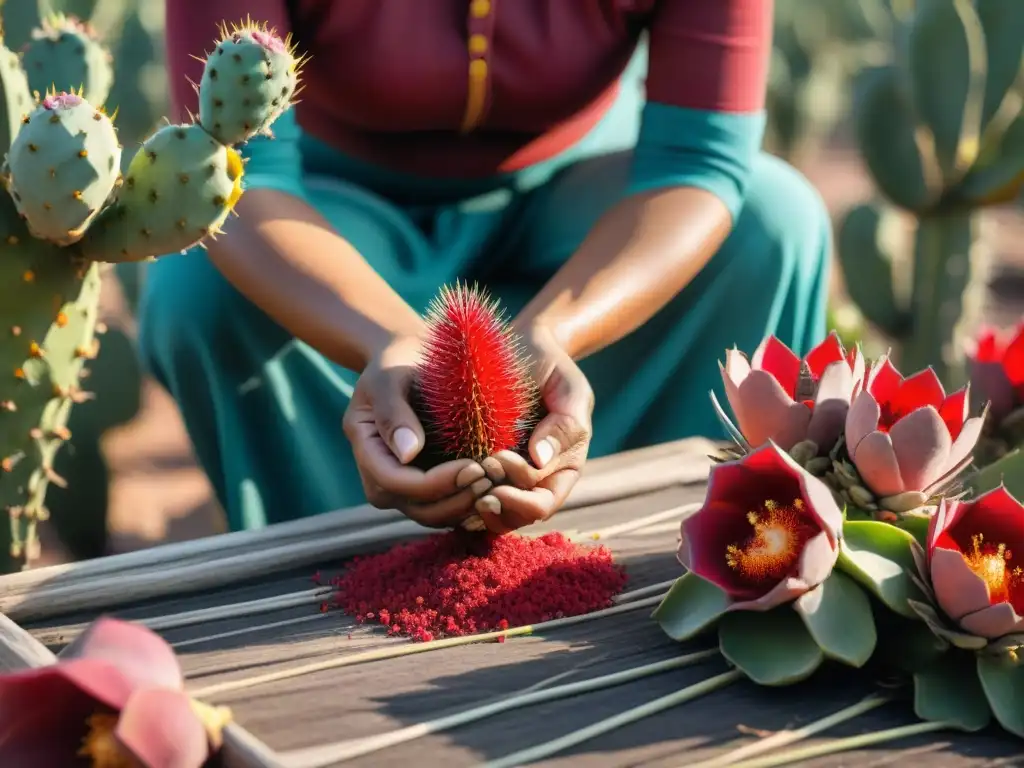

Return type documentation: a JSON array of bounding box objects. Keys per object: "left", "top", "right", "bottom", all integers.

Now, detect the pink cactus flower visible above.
[
  {"left": 968, "top": 322, "right": 1024, "bottom": 422},
  {"left": 679, "top": 443, "right": 843, "bottom": 611},
  {"left": 721, "top": 332, "right": 865, "bottom": 452},
  {"left": 845, "top": 358, "right": 984, "bottom": 498},
  {"left": 0, "top": 617, "right": 223, "bottom": 767},
  {"left": 927, "top": 487, "right": 1024, "bottom": 639}
]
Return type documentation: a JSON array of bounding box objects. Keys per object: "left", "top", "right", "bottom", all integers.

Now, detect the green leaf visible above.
[
  {"left": 892, "top": 514, "right": 931, "bottom": 548},
  {"left": 968, "top": 449, "right": 1024, "bottom": 499},
  {"left": 837, "top": 520, "right": 926, "bottom": 618},
  {"left": 794, "top": 571, "right": 877, "bottom": 668},
  {"left": 653, "top": 572, "right": 732, "bottom": 642},
  {"left": 977, "top": 651, "right": 1024, "bottom": 738},
  {"left": 719, "top": 607, "right": 824, "bottom": 686},
  {"left": 915, "top": 652, "right": 992, "bottom": 731}
]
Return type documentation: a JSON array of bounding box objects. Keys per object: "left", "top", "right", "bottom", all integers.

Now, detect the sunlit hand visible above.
[
  {"left": 473, "top": 326, "right": 594, "bottom": 534},
  {"left": 342, "top": 335, "right": 494, "bottom": 528}
]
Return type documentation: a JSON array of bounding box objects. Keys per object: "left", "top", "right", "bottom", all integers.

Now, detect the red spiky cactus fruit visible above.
[{"left": 412, "top": 282, "right": 541, "bottom": 466}]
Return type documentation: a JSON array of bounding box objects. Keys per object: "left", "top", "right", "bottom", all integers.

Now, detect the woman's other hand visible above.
[
  {"left": 343, "top": 335, "right": 492, "bottom": 527},
  {"left": 475, "top": 326, "right": 595, "bottom": 534}
]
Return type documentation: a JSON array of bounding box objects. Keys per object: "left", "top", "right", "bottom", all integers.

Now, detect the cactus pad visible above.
[
  {"left": 198, "top": 20, "right": 301, "bottom": 146},
  {"left": 80, "top": 122, "right": 244, "bottom": 261},
  {"left": 22, "top": 14, "right": 114, "bottom": 107},
  {"left": 0, "top": 41, "right": 32, "bottom": 150},
  {"left": 5, "top": 92, "right": 121, "bottom": 246}
]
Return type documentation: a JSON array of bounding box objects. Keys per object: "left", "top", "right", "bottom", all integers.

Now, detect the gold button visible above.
[
  {"left": 468, "top": 34, "right": 488, "bottom": 55},
  {"left": 469, "top": 59, "right": 488, "bottom": 79},
  {"left": 470, "top": 0, "right": 491, "bottom": 18}
]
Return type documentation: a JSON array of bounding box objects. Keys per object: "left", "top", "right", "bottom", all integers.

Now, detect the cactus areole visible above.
[{"left": 0, "top": 18, "right": 302, "bottom": 569}]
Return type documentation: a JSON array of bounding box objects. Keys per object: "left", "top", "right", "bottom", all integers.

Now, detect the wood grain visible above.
[{"left": 0, "top": 438, "right": 718, "bottom": 623}]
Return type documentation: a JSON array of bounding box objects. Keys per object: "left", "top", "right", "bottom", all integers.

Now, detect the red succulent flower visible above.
[
  {"left": 927, "top": 487, "right": 1024, "bottom": 639},
  {"left": 414, "top": 282, "right": 540, "bottom": 463},
  {"left": 679, "top": 443, "right": 843, "bottom": 611},
  {"left": 0, "top": 617, "right": 224, "bottom": 767},
  {"left": 720, "top": 332, "right": 865, "bottom": 452},
  {"left": 968, "top": 322, "right": 1024, "bottom": 421},
  {"left": 845, "top": 358, "right": 983, "bottom": 497}
]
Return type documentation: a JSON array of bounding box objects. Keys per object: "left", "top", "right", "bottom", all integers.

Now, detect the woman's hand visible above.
[
  {"left": 474, "top": 326, "right": 595, "bottom": 534},
  {"left": 343, "top": 335, "right": 493, "bottom": 527}
]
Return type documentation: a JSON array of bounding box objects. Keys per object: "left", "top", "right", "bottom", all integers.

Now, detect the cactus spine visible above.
[
  {"left": 837, "top": 0, "right": 1024, "bottom": 387},
  {"left": 0, "top": 18, "right": 302, "bottom": 570}
]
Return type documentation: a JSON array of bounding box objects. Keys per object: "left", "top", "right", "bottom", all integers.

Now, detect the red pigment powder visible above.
[{"left": 328, "top": 531, "right": 628, "bottom": 642}]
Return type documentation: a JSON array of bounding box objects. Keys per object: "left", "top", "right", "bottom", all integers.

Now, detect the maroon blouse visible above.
[{"left": 166, "top": 0, "right": 771, "bottom": 178}]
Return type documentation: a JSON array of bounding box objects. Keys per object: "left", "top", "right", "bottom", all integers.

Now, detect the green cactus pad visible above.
[
  {"left": 22, "top": 14, "right": 114, "bottom": 107},
  {"left": 958, "top": 112, "right": 1024, "bottom": 205},
  {"left": 5, "top": 92, "right": 122, "bottom": 246},
  {"left": 975, "top": 0, "right": 1024, "bottom": 131},
  {"left": 854, "top": 65, "right": 937, "bottom": 213},
  {"left": 836, "top": 200, "right": 910, "bottom": 338},
  {"left": 79, "top": 122, "right": 244, "bottom": 262},
  {"left": 0, "top": 41, "right": 32, "bottom": 150},
  {"left": 198, "top": 20, "right": 300, "bottom": 146},
  {"left": 0, "top": 193, "right": 101, "bottom": 563}
]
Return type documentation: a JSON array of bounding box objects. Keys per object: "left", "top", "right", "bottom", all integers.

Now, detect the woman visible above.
[{"left": 145, "top": 0, "right": 830, "bottom": 534}]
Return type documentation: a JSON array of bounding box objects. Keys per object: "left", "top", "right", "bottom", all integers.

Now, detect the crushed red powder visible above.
[{"left": 328, "top": 530, "right": 628, "bottom": 642}]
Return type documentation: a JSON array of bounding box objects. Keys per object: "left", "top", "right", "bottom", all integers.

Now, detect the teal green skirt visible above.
[{"left": 136, "top": 73, "right": 832, "bottom": 531}]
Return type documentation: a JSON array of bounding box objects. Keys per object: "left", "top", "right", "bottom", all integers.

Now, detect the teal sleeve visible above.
[
  {"left": 628, "top": 102, "right": 767, "bottom": 220},
  {"left": 237, "top": 109, "right": 307, "bottom": 201}
]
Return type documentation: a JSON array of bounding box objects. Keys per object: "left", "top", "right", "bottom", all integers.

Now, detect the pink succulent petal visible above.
[
  {"left": 807, "top": 361, "right": 855, "bottom": 449},
  {"left": 735, "top": 370, "right": 812, "bottom": 449},
  {"left": 803, "top": 332, "right": 846, "bottom": 378},
  {"left": 930, "top": 546, "right": 993, "bottom": 620},
  {"left": 958, "top": 602, "right": 1024, "bottom": 640},
  {"left": 116, "top": 688, "right": 210, "bottom": 768},
  {"left": 681, "top": 500, "right": 764, "bottom": 600},
  {"left": 928, "top": 498, "right": 964, "bottom": 552},
  {"left": 61, "top": 617, "right": 184, "bottom": 693},
  {"left": 721, "top": 354, "right": 752, "bottom": 438},
  {"left": 795, "top": 529, "right": 840, "bottom": 586},
  {"left": 937, "top": 388, "right": 969, "bottom": 440},
  {"left": 945, "top": 415, "right": 984, "bottom": 476},
  {"left": 796, "top": 471, "right": 844, "bottom": 542},
  {"left": 866, "top": 356, "right": 903, "bottom": 401},
  {"left": 751, "top": 336, "right": 801, "bottom": 398},
  {"left": 850, "top": 431, "right": 905, "bottom": 497},
  {"left": 1005, "top": 327, "right": 1024, "bottom": 387},
  {"left": 894, "top": 368, "right": 947, "bottom": 412},
  {"left": 848, "top": 346, "right": 867, "bottom": 387},
  {"left": 969, "top": 360, "right": 1016, "bottom": 419},
  {"left": 846, "top": 391, "right": 881, "bottom": 455},
  {"left": 0, "top": 666, "right": 105, "bottom": 763},
  {"left": 727, "top": 577, "right": 810, "bottom": 611},
  {"left": 888, "top": 406, "right": 953, "bottom": 491}
]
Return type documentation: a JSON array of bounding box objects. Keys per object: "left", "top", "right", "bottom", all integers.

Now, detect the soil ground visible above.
[{"left": 34, "top": 144, "right": 1024, "bottom": 567}]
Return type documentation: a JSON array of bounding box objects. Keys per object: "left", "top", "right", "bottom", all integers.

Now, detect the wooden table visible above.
[{"left": 2, "top": 439, "right": 1022, "bottom": 767}]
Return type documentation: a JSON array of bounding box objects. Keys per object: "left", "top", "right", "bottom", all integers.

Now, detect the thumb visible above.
[
  {"left": 374, "top": 375, "right": 426, "bottom": 465},
  {"left": 528, "top": 411, "right": 587, "bottom": 470}
]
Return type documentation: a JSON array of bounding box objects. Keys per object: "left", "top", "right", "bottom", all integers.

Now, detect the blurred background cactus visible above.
[{"left": 836, "top": 0, "right": 1024, "bottom": 389}]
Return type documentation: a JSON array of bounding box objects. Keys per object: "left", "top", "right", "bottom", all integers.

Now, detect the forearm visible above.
[
  {"left": 209, "top": 189, "right": 425, "bottom": 372},
  {"left": 515, "top": 186, "right": 732, "bottom": 360}
]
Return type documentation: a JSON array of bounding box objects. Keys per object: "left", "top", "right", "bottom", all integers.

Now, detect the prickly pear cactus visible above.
[
  {"left": 837, "top": 0, "right": 1024, "bottom": 387},
  {"left": 22, "top": 13, "right": 114, "bottom": 107},
  {"left": 0, "top": 18, "right": 302, "bottom": 570}
]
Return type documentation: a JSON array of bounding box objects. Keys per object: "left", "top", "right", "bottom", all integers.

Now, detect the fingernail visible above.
[
  {"left": 470, "top": 477, "right": 492, "bottom": 497},
  {"left": 461, "top": 515, "right": 486, "bottom": 532},
  {"left": 456, "top": 463, "right": 486, "bottom": 488},
  {"left": 534, "top": 438, "right": 555, "bottom": 468},
  {"left": 392, "top": 427, "right": 420, "bottom": 463},
  {"left": 476, "top": 495, "right": 501, "bottom": 516},
  {"left": 481, "top": 457, "right": 505, "bottom": 483}
]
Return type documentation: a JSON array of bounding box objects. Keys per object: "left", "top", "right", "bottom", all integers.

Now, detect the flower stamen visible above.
[
  {"left": 962, "top": 533, "right": 1023, "bottom": 606},
  {"left": 78, "top": 712, "right": 133, "bottom": 768},
  {"left": 725, "top": 499, "right": 816, "bottom": 583}
]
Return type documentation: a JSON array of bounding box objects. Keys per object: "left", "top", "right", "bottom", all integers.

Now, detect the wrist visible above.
[{"left": 354, "top": 308, "right": 427, "bottom": 371}]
